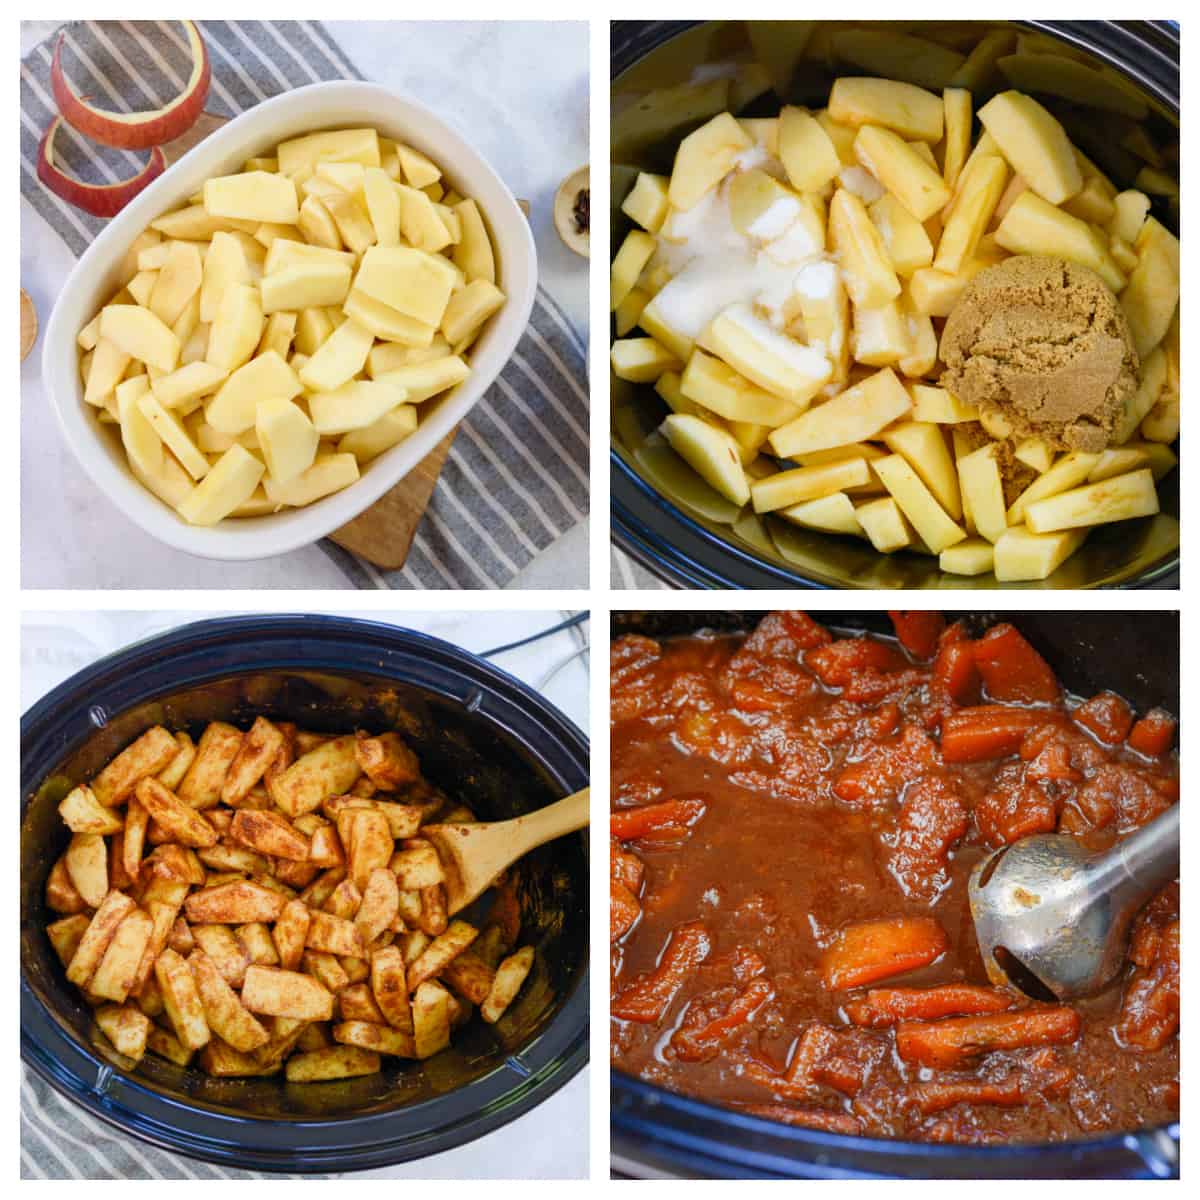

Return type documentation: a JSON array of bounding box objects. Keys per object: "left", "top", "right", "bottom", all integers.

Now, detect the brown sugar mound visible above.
[{"left": 939, "top": 256, "right": 1140, "bottom": 453}]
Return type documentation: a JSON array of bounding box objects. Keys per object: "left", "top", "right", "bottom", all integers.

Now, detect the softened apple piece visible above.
[
  {"left": 205, "top": 350, "right": 302, "bottom": 435},
  {"left": 778, "top": 106, "right": 841, "bottom": 193},
  {"left": 828, "top": 77, "right": 944, "bottom": 142},
  {"left": 263, "top": 453, "right": 360, "bottom": 507},
  {"left": 994, "top": 193, "right": 1125, "bottom": 292},
  {"left": 204, "top": 172, "right": 299, "bottom": 225},
  {"left": 100, "top": 305, "right": 180, "bottom": 373},
  {"left": 700, "top": 304, "right": 830, "bottom": 405},
  {"left": 308, "top": 380, "right": 409, "bottom": 435},
  {"left": 855, "top": 496, "right": 912, "bottom": 552},
  {"left": 148, "top": 241, "right": 203, "bottom": 328},
  {"left": 256, "top": 396, "right": 320, "bottom": 484},
  {"left": 993, "top": 526, "right": 1086, "bottom": 581},
  {"left": 977, "top": 90, "right": 1082, "bottom": 205},
  {"left": 853, "top": 126, "right": 950, "bottom": 221},
  {"left": 873, "top": 453, "right": 966, "bottom": 553},
  {"left": 353, "top": 245, "right": 456, "bottom": 327},
  {"left": 777, "top": 491, "right": 862, "bottom": 535},
  {"left": 881, "top": 420, "right": 961, "bottom": 519},
  {"left": 770, "top": 367, "right": 911, "bottom": 458},
  {"left": 276, "top": 129, "right": 380, "bottom": 175},
  {"left": 660, "top": 413, "right": 750, "bottom": 505},
  {"left": 150, "top": 361, "right": 227, "bottom": 410},
  {"left": 681, "top": 350, "right": 802, "bottom": 427},
  {"left": 206, "top": 284, "right": 264, "bottom": 371},
  {"left": 751, "top": 457, "right": 870, "bottom": 513},
  {"left": 261, "top": 262, "right": 353, "bottom": 314},
  {"left": 668, "top": 112, "right": 752, "bottom": 211},
  {"left": 337, "top": 406, "right": 418, "bottom": 463},
  {"left": 298, "top": 317, "right": 374, "bottom": 392},
  {"left": 373, "top": 356, "right": 470, "bottom": 405},
  {"left": 136, "top": 392, "right": 210, "bottom": 480},
  {"left": 611, "top": 231, "right": 657, "bottom": 310},
  {"left": 621, "top": 172, "right": 670, "bottom": 233},
  {"left": 829, "top": 189, "right": 901, "bottom": 308},
  {"left": 176, "top": 444, "right": 265, "bottom": 526},
  {"left": 1025, "top": 469, "right": 1159, "bottom": 533}
]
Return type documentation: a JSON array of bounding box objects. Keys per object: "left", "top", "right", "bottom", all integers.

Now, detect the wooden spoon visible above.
[{"left": 422, "top": 787, "right": 590, "bottom": 915}]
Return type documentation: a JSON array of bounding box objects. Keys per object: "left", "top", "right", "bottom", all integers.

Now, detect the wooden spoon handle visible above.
[{"left": 512, "top": 787, "right": 590, "bottom": 854}]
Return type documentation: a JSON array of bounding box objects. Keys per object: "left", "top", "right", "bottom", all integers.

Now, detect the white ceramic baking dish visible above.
[{"left": 41, "top": 80, "right": 538, "bottom": 562}]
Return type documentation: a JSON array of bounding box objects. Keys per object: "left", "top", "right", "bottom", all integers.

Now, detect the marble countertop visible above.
[
  {"left": 22, "top": 608, "right": 590, "bottom": 1179},
  {"left": 21, "top": 20, "right": 590, "bottom": 590}
]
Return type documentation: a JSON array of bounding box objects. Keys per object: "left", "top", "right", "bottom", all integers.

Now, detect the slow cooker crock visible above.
[
  {"left": 610, "top": 609, "right": 1179, "bottom": 1178},
  {"left": 610, "top": 21, "right": 1180, "bottom": 590},
  {"left": 21, "top": 615, "right": 589, "bottom": 1173}
]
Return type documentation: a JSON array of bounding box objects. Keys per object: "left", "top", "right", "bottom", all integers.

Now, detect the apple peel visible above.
[
  {"left": 51, "top": 20, "right": 210, "bottom": 150},
  {"left": 37, "top": 113, "right": 166, "bottom": 217}
]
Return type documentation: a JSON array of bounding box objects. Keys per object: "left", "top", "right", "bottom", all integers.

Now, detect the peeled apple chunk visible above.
[
  {"left": 828, "top": 77, "right": 944, "bottom": 142},
  {"left": 661, "top": 414, "right": 751, "bottom": 506},
  {"left": 177, "top": 444, "right": 265, "bottom": 526},
  {"left": 99, "top": 305, "right": 180, "bottom": 373},
  {"left": 308, "top": 381, "right": 409, "bottom": 436},
  {"left": 206, "top": 351, "right": 301, "bottom": 435},
  {"left": 667, "top": 112, "right": 753, "bottom": 211},
  {"left": 256, "top": 396, "right": 320, "bottom": 484},
  {"left": 204, "top": 172, "right": 300, "bottom": 225},
  {"left": 977, "top": 90, "right": 1083, "bottom": 205},
  {"left": 263, "top": 454, "right": 360, "bottom": 507},
  {"left": 1024, "top": 469, "right": 1159, "bottom": 533}
]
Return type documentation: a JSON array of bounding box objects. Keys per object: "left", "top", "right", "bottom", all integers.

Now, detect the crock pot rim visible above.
[
  {"left": 611, "top": 1070, "right": 1180, "bottom": 1179},
  {"left": 21, "top": 614, "right": 590, "bottom": 1172},
  {"left": 609, "top": 19, "right": 1181, "bottom": 592}
]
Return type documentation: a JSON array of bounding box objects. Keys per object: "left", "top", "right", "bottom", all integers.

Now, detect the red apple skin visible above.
[
  {"left": 37, "top": 115, "right": 167, "bottom": 217},
  {"left": 51, "top": 20, "right": 211, "bottom": 151}
]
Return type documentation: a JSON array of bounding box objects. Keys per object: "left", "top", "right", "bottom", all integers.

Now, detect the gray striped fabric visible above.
[{"left": 20, "top": 20, "right": 588, "bottom": 590}]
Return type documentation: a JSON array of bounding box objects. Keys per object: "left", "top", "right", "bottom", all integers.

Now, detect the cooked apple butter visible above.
[{"left": 611, "top": 611, "right": 1178, "bottom": 1143}]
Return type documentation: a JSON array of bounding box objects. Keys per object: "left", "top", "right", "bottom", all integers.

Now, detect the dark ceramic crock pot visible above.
[
  {"left": 610, "top": 21, "right": 1180, "bottom": 590},
  {"left": 21, "top": 615, "right": 589, "bottom": 1172},
  {"left": 609, "top": 610, "right": 1179, "bottom": 1178}
]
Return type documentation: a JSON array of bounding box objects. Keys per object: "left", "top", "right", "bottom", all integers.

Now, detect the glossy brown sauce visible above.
[{"left": 610, "top": 616, "right": 1179, "bottom": 1144}]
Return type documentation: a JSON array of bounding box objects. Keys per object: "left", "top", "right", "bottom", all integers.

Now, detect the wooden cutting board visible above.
[{"left": 164, "top": 111, "right": 475, "bottom": 570}]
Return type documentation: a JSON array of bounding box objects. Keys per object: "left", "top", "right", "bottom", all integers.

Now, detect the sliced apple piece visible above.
[
  {"left": 276, "top": 129, "right": 380, "bottom": 175},
  {"left": 828, "top": 77, "right": 944, "bottom": 142},
  {"left": 298, "top": 317, "right": 374, "bottom": 393},
  {"left": 933, "top": 155, "right": 1007, "bottom": 274},
  {"left": 308, "top": 380, "right": 409, "bottom": 436},
  {"left": 261, "top": 262, "right": 353, "bottom": 315},
  {"left": 199, "top": 232, "right": 251, "bottom": 323},
  {"left": 977, "top": 90, "right": 1083, "bottom": 205},
  {"left": 151, "top": 361, "right": 227, "bottom": 410},
  {"left": 611, "top": 231, "right": 657, "bottom": 310},
  {"left": 777, "top": 491, "right": 861, "bottom": 536},
  {"left": 621, "top": 172, "right": 670, "bottom": 233},
  {"left": 700, "top": 303, "right": 830, "bottom": 405},
  {"left": 206, "top": 284, "right": 264, "bottom": 371},
  {"left": 751, "top": 457, "right": 870, "bottom": 514},
  {"left": 994, "top": 193, "right": 1124, "bottom": 292},
  {"left": 256, "top": 396, "right": 320, "bottom": 484},
  {"left": 343, "top": 289, "right": 437, "bottom": 347},
  {"left": 660, "top": 413, "right": 750, "bottom": 506},
  {"left": 1007, "top": 450, "right": 1102, "bottom": 524},
  {"left": 829, "top": 188, "right": 901, "bottom": 308},
  {"left": 667, "top": 112, "right": 753, "bottom": 211},
  {"left": 939, "top": 537, "right": 995, "bottom": 576},
  {"left": 854, "top": 125, "right": 951, "bottom": 221},
  {"left": 136, "top": 391, "right": 209, "bottom": 480},
  {"left": 882, "top": 420, "right": 962, "bottom": 519},
  {"left": 176, "top": 443, "right": 265, "bottom": 526},
  {"left": 993, "top": 525, "right": 1087, "bottom": 581},
  {"left": 1025, "top": 469, "right": 1158, "bottom": 533},
  {"left": 778, "top": 106, "right": 841, "bottom": 193},
  {"left": 204, "top": 172, "right": 299, "bottom": 225},
  {"left": 451, "top": 199, "right": 496, "bottom": 285},
  {"left": 263, "top": 453, "right": 360, "bottom": 506},
  {"left": 84, "top": 338, "right": 131, "bottom": 408},
  {"left": 868, "top": 193, "right": 933, "bottom": 276},
  {"left": 681, "top": 350, "right": 801, "bottom": 427},
  {"left": 851, "top": 299, "right": 911, "bottom": 368},
  {"left": 206, "top": 350, "right": 301, "bottom": 434},
  {"left": 855, "top": 496, "right": 913, "bottom": 553},
  {"left": 353, "top": 245, "right": 456, "bottom": 328},
  {"left": 610, "top": 337, "right": 681, "bottom": 384},
  {"left": 337, "top": 406, "right": 418, "bottom": 463},
  {"left": 147, "top": 241, "right": 203, "bottom": 328},
  {"left": 99, "top": 304, "right": 180, "bottom": 373},
  {"left": 770, "top": 367, "right": 911, "bottom": 458}
]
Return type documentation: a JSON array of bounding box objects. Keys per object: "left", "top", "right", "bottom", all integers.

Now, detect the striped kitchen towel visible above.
[{"left": 20, "top": 20, "right": 588, "bottom": 590}]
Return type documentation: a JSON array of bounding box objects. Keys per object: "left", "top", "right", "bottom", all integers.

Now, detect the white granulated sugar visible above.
[
  {"left": 839, "top": 166, "right": 884, "bottom": 203},
  {"left": 722, "top": 303, "right": 831, "bottom": 376},
  {"left": 761, "top": 219, "right": 821, "bottom": 265},
  {"left": 747, "top": 195, "right": 802, "bottom": 241},
  {"left": 794, "top": 260, "right": 839, "bottom": 301}
]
